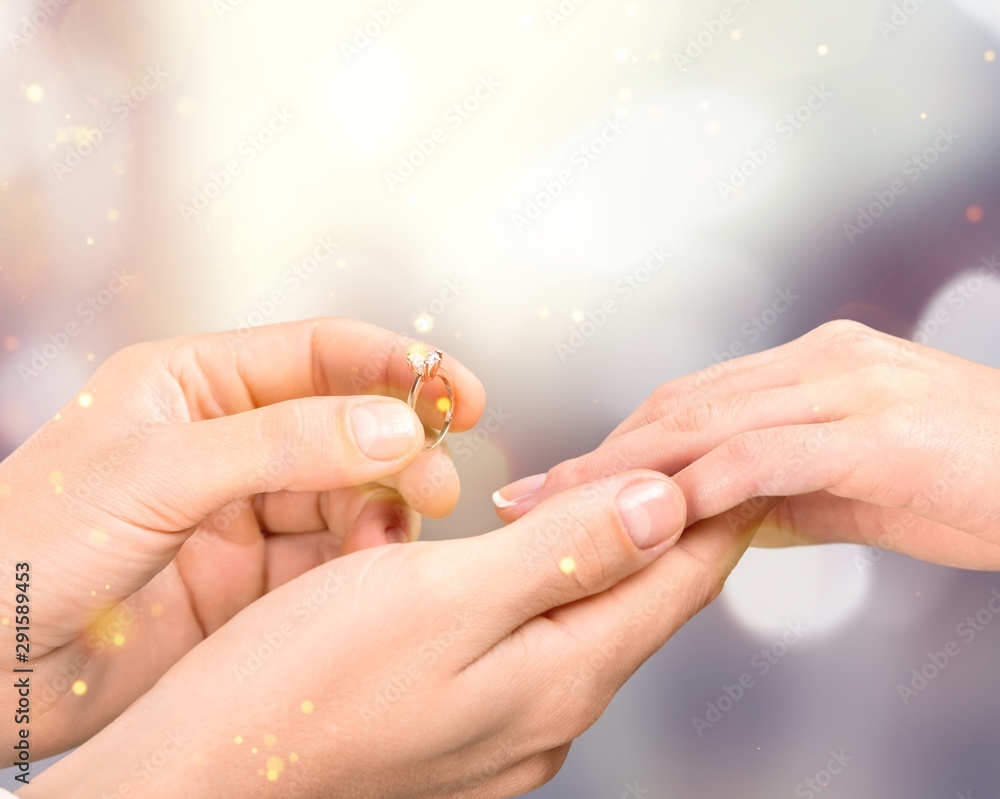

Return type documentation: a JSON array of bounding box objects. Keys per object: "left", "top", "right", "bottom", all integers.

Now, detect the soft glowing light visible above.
[
  {"left": 722, "top": 546, "right": 871, "bottom": 637},
  {"left": 86, "top": 237, "right": 95, "bottom": 245},
  {"left": 4, "top": 336, "right": 19, "bottom": 352},
  {"left": 986, "top": 50, "right": 996, "bottom": 62},
  {"left": 435, "top": 397, "right": 451, "bottom": 414},
  {"left": 90, "top": 529, "right": 109, "bottom": 546},
  {"left": 519, "top": 15, "right": 535, "bottom": 29},
  {"left": 817, "top": 44, "right": 829, "bottom": 56},
  {"left": 24, "top": 84, "right": 43, "bottom": 103},
  {"left": 649, "top": 49, "right": 662, "bottom": 61},
  {"left": 78, "top": 393, "right": 94, "bottom": 408},
  {"left": 266, "top": 757, "right": 284, "bottom": 782},
  {"left": 300, "top": 700, "right": 315, "bottom": 714},
  {"left": 289, "top": 753, "right": 299, "bottom": 763},
  {"left": 113, "top": 634, "right": 125, "bottom": 646},
  {"left": 151, "top": 604, "right": 164, "bottom": 617},
  {"left": 966, "top": 204, "right": 984, "bottom": 223},
  {"left": 0, "top": 485, "right": 11, "bottom": 498},
  {"left": 49, "top": 471, "right": 63, "bottom": 485},
  {"left": 614, "top": 47, "right": 630, "bottom": 62},
  {"left": 537, "top": 305, "right": 551, "bottom": 318},
  {"left": 412, "top": 313, "right": 434, "bottom": 334},
  {"left": 1, "top": 618, "right": 9, "bottom": 626},
  {"left": 264, "top": 734, "right": 277, "bottom": 747},
  {"left": 731, "top": 29, "right": 742, "bottom": 41},
  {"left": 86, "top": 353, "right": 95, "bottom": 362},
  {"left": 72, "top": 680, "right": 88, "bottom": 696},
  {"left": 106, "top": 208, "right": 120, "bottom": 222},
  {"left": 559, "top": 557, "right": 576, "bottom": 574},
  {"left": 571, "top": 309, "right": 584, "bottom": 323},
  {"left": 919, "top": 112, "right": 927, "bottom": 119},
  {"left": 234, "top": 736, "right": 243, "bottom": 745},
  {"left": 176, "top": 97, "right": 196, "bottom": 115}
]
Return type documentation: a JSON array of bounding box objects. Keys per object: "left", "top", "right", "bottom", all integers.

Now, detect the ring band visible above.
[{"left": 406, "top": 349, "right": 454, "bottom": 451}]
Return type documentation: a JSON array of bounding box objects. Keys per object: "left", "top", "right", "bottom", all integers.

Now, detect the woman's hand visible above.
[
  {"left": 0, "top": 318, "right": 486, "bottom": 759},
  {"left": 19, "top": 472, "right": 773, "bottom": 799},
  {"left": 495, "top": 320, "right": 1000, "bottom": 570}
]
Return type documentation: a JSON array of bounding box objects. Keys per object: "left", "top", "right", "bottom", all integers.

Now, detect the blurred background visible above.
[{"left": 3, "top": 0, "right": 1000, "bottom": 795}]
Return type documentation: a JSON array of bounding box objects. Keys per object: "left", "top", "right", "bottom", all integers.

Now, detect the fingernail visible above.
[
  {"left": 492, "top": 473, "right": 546, "bottom": 509},
  {"left": 351, "top": 402, "right": 418, "bottom": 461},
  {"left": 617, "top": 480, "right": 685, "bottom": 550},
  {"left": 385, "top": 527, "right": 408, "bottom": 545}
]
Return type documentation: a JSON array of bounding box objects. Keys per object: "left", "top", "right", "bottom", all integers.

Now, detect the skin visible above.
[
  {"left": 495, "top": 319, "right": 1000, "bottom": 570},
  {"left": 0, "top": 318, "right": 776, "bottom": 797},
  {"left": 18, "top": 478, "right": 773, "bottom": 799},
  {"left": 0, "top": 318, "right": 488, "bottom": 758}
]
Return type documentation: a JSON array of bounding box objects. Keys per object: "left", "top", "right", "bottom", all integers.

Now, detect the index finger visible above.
[{"left": 153, "top": 317, "right": 486, "bottom": 432}]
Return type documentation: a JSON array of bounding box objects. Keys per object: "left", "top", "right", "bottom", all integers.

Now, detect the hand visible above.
[
  {"left": 0, "top": 318, "right": 485, "bottom": 759},
  {"left": 495, "top": 320, "right": 1000, "bottom": 570},
  {"left": 19, "top": 472, "right": 773, "bottom": 799}
]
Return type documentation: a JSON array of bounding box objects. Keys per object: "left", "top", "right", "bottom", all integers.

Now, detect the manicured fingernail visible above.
[
  {"left": 351, "top": 402, "right": 418, "bottom": 461},
  {"left": 617, "top": 480, "right": 684, "bottom": 549},
  {"left": 492, "top": 473, "right": 546, "bottom": 509}
]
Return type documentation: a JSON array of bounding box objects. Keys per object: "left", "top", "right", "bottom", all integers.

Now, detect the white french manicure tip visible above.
[{"left": 492, "top": 490, "right": 518, "bottom": 509}]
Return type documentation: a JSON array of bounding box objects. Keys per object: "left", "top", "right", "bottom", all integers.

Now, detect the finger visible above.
[
  {"left": 154, "top": 317, "right": 486, "bottom": 432},
  {"left": 494, "top": 383, "right": 844, "bottom": 523},
  {"left": 467, "top": 500, "right": 778, "bottom": 753},
  {"left": 444, "top": 470, "right": 687, "bottom": 639},
  {"left": 375, "top": 446, "right": 460, "bottom": 520},
  {"left": 540, "top": 499, "right": 778, "bottom": 706},
  {"left": 672, "top": 422, "right": 856, "bottom": 525},
  {"left": 602, "top": 344, "right": 804, "bottom": 442},
  {"left": 753, "top": 494, "right": 1000, "bottom": 570},
  {"left": 131, "top": 396, "right": 427, "bottom": 529}
]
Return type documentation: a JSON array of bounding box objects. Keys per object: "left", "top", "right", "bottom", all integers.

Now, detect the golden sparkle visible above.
[
  {"left": 264, "top": 734, "right": 277, "bottom": 747},
  {"left": 614, "top": 47, "right": 630, "bottom": 62},
  {"left": 571, "top": 309, "right": 584, "bottom": 323},
  {"left": 49, "top": 471, "right": 64, "bottom": 486},
  {"left": 1, "top": 618, "right": 9, "bottom": 626},
  {"left": 71, "top": 680, "right": 88, "bottom": 696},
  {"left": 151, "top": 604, "right": 164, "bottom": 617},
  {"left": 24, "top": 84, "right": 43, "bottom": 103},
  {"left": 234, "top": 735, "right": 243, "bottom": 744},
  {"left": 986, "top": 50, "right": 996, "bottom": 62},
  {"left": 90, "top": 528, "right": 109, "bottom": 546},
  {"left": 300, "top": 700, "right": 315, "bottom": 714},
  {"left": 106, "top": 208, "right": 120, "bottom": 222},
  {"left": 817, "top": 44, "right": 829, "bottom": 56},
  {"left": 559, "top": 557, "right": 577, "bottom": 575},
  {"left": 113, "top": 634, "right": 125, "bottom": 646},
  {"left": 78, "top": 393, "right": 94, "bottom": 408},
  {"left": 85, "top": 237, "right": 95, "bottom": 246},
  {"left": 289, "top": 753, "right": 299, "bottom": 763},
  {"left": 435, "top": 397, "right": 452, "bottom": 414},
  {"left": 730, "top": 29, "right": 742, "bottom": 41},
  {"left": 0, "top": 485, "right": 12, "bottom": 498},
  {"left": 251, "top": 747, "right": 259, "bottom": 755},
  {"left": 4, "top": 336, "right": 19, "bottom": 352}
]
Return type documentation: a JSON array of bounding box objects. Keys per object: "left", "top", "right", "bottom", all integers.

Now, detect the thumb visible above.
[
  {"left": 130, "top": 396, "right": 425, "bottom": 528},
  {"left": 451, "top": 470, "right": 687, "bottom": 636}
]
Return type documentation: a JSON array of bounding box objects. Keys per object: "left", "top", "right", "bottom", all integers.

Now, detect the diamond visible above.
[{"left": 407, "top": 349, "right": 443, "bottom": 380}]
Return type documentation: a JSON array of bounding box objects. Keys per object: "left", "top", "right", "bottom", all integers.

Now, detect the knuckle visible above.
[
  {"left": 546, "top": 456, "right": 592, "bottom": 492},
  {"left": 553, "top": 520, "right": 610, "bottom": 596},
  {"left": 664, "top": 400, "right": 713, "bottom": 435},
  {"left": 724, "top": 430, "right": 767, "bottom": 467}
]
